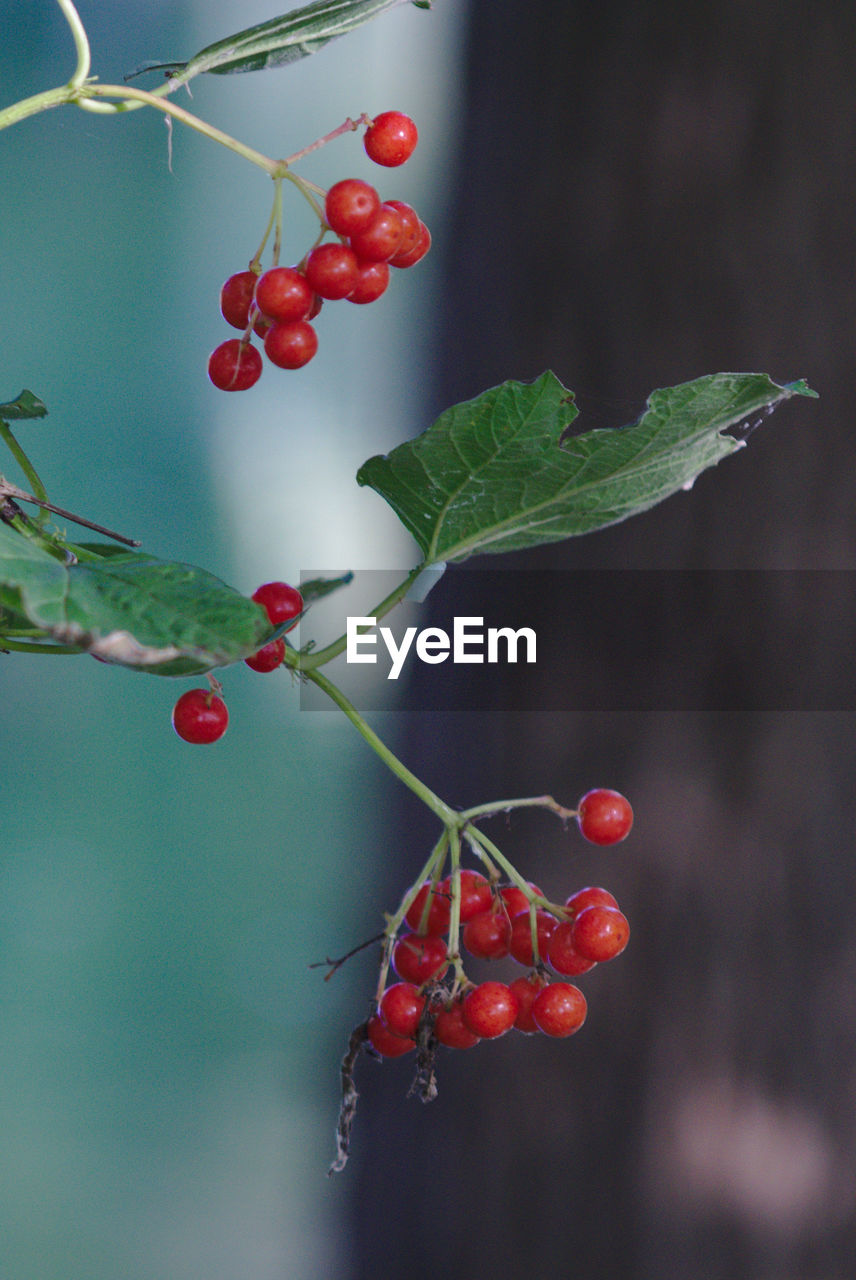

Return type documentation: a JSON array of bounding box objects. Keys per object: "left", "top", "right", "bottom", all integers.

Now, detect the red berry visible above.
[
  {"left": 346, "top": 259, "right": 390, "bottom": 304},
  {"left": 171, "top": 688, "right": 228, "bottom": 744},
  {"left": 432, "top": 998, "right": 480, "bottom": 1049},
  {"left": 244, "top": 637, "right": 286, "bottom": 673},
  {"left": 390, "top": 220, "right": 431, "bottom": 268},
  {"left": 366, "top": 1013, "right": 415, "bottom": 1057},
  {"left": 546, "top": 920, "right": 596, "bottom": 976},
  {"left": 253, "top": 266, "right": 314, "bottom": 323},
  {"left": 576, "top": 788, "right": 633, "bottom": 845},
  {"left": 251, "top": 582, "right": 303, "bottom": 630},
  {"left": 499, "top": 881, "right": 544, "bottom": 918},
  {"left": 379, "top": 982, "right": 425, "bottom": 1039},
  {"left": 264, "top": 319, "right": 318, "bottom": 369},
  {"left": 349, "top": 203, "right": 404, "bottom": 262},
  {"left": 207, "top": 339, "right": 262, "bottom": 391},
  {"left": 509, "top": 909, "right": 557, "bottom": 966},
  {"left": 571, "top": 905, "right": 630, "bottom": 962},
  {"left": 220, "top": 270, "right": 258, "bottom": 329},
  {"left": 325, "top": 178, "right": 381, "bottom": 235},
  {"left": 462, "top": 909, "right": 512, "bottom": 960},
  {"left": 364, "top": 111, "right": 418, "bottom": 167},
  {"left": 438, "top": 869, "right": 492, "bottom": 922},
  {"left": 531, "top": 982, "right": 587, "bottom": 1037},
  {"left": 304, "top": 242, "right": 359, "bottom": 300},
  {"left": 392, "top": 933, "right": 449, "bottom": 985},
  {"left": 509, "top": 974, "right": 548, "bottom": 1033},
  {"left": 564, "top": 885, "right": 619, "bottom": 916},
  {"left": 385, "top": 200, "right": 420, "bottom": 258},
  {"left": 404, "top": 882, "right": 451, "bottom": 936},
  {"left": 462, "top": 981, "right": 519, "bottom": 1039}
]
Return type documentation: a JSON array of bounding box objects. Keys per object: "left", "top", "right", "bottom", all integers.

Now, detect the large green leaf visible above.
[
  {"left": 151, "top": 0, "right": 421, "bottom": 85},
  {"left": 356, "top": 372, "right": 818, "bottom": 564},
  {"left": 0, "top": 524, "right": 271, "bottom": 676}
]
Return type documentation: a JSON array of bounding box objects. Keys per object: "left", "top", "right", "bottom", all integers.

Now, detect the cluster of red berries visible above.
[
  {"left": 365, "top": 789, "right": 633, "bottom": 1056},
  {"left": 208, "top": 112, "right": 429, "bottom": 391},
  {"left": 170, "top": 580, "right": 303, "bottom": 743}
]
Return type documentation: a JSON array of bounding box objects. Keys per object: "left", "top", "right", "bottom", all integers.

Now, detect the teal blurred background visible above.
[{"left": 0, "top": 2, "right": 465, "bottom": 1275}]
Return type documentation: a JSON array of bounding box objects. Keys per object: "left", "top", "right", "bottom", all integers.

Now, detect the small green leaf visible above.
[
  {"left": 0, "top": 390, "right": 47, "bottom": 421},
  {"left": 298, "top": 571, "right": 354, "bottom": 605},
  {"left": 164, "top": 0, "right": 417, "bottom": 83},
  {"left": 357, "top": 371, "right": 817, "bottom": 564}
]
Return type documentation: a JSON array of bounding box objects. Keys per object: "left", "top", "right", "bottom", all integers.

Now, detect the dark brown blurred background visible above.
[{"left": 344, "top": 2, "right": 856, "bottom": 1276}]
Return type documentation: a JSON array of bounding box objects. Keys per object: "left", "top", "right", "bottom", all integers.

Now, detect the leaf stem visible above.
[
  {"left": 459, "top": 794, "right": 579, "bottom": 824},
  {"left": 0, "top": 422, "right": 50, "bottom": 527},
  {"left": 297, "top": 565, "right": 425, "bottom": 670},
  {"left": 57, "top": 0, "right": 91, "bottom": 88}
]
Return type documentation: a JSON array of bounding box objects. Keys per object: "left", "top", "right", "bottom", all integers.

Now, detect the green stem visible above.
[
  {"left": 300, "top": 666, "right": 457, "bottom": 825},
  {"left": 58, "top": 0, "right": 91, "bottom": 88},
  {"left": 375, "top": 830, "right": 449, "bottom": 1002},
  {"left": 459, "top": 794, "right": 578, "bottom": 823},
  {"left": 0, "top": 638, "right": 84, "bottom": 655},
  {"left": 0, "top": 423, "right": 50, "bottom": 527},
  {"left": 297, "top": 565, "right": 426, "bottom": 670}
]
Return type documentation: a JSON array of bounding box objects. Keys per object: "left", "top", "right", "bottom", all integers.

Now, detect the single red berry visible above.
[
  {"left": 244, "top": 637, "right": 286, "bottom": 673},
  {"left": 404, "top": 882, "right": 451, "bottom": 936},
  {"left": 390, "top": 220, "right": 431, "bottom": 268},
  {"left": 253, "top": 266, "right": 314, "bottom": 323},
  {"left": 499, "top": 881, "right": 544, "bottom": 918},
  {"left": 432, "top": 997, "right": 480, "bottom": 1050},
  {"left": 349, "top": 203, "right": 404, "bottom": 262},
  {"left": 364, "top": 110, "right": 419, "bottom": 167},
  {"left": 264, "top": 319, "right": 318, "bottom": 370},
  {"left": 366, "top": 1013, "right": 415, "bottom": 1057},
  {"left": 531, "top": 982, "right": 588, "bottom": 1038},
  {"left": 576, "top": 788, "right": 633, "bottom": 845},
  {"left": 385, "top": 200, "right": 421, "bottom": 258},
  {"left": 207, "top": 339, "right": 262, "bottom": 391},
  {"left": 304, "top": 242, "right": 360, "bottom": 300},
  {"left": 463, "top": 909, "right": 512, "bottom": 960},
  {"left": 546, "top": 920, "right": 597, "bottom": 976},
  {"left": 379, "top": 982, "right": 425, "bottom": 1039},
  {"left": 438, "top": 868, "right": 493, "bottom": 922},
  {"left": 252, "top": 310, "right": 273, "bottom": 340},
  {"left": 220, "top": 270, "right": 259, "bottom": 329},
  {"left": 564, "top": 885, "right": 620, "bottom": 916},
  {"left": 509, "top": 909, "right": 557, "bottom": 966},
  {"left": 509, "top": 974, "right": 548, "bottom": 1033},
  {"left": 171, "top": 688, "right": 229, "bottom": 744},
  {"left": 251, "top": 582, "right": 303, "bottom": 630},
  {"left": 346, "top": 259, "right": 390, "bottom": 304},
  {"left": 325, "top": 178, "right": 381, "bottom": 235},
  {"left": 462, "top": 981, "right": 519, "bottom": 1039},
  {"left": 392, "top": 932, "right": 449, "bottom": 984},
  {"left": 571, "top": 904, "right": 630, "bottom": 962}
]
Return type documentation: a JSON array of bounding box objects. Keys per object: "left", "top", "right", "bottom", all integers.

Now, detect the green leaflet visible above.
[{"left": 356, "top": 372, "right": 818, "bottom": 564}]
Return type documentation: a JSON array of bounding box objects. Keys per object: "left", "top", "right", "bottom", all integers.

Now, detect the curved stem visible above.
[
  {"left": 57, "top": 0, "right": 91, "bottom": 88},
  {"left": 459, "top": 794, "right": 578, "bottom": 824},
  {"left": 297, "top": 565, "right": 426, "bottom": 670}
]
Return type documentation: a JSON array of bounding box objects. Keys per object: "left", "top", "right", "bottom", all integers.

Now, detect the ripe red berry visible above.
[
  {"left": 346, "top": 259, "right": 390, "bottom": 305},
  {"left": 404, "top": 882, "right": 451, "bottom": 936},
  {"left": 509, "top": 909, "right": 557, "bottom": 966},
  {"left": 253, "top": 266, "right": 314, "bottom": 323},
  {"left": 463, "top": 909, "right": 512, "bottom": 960},
  {"left": 392, "top": 932, "right": 448, "bottom": 985},
  {"left": 390, "top": 220, "right": 431, "bottom": 268},
  {"left": 509, "top": 974, "right": 548, "bottom": 1033},
  {"left": 385, "top": 200, "right": 420, "bottom": 258},
  {"left": 379, "top": 982, "right": 425, "bottom": 1039},
  {"left": 220, "top": 270, "right": 258, "bottom": 329},
  {"left": 499, "top": 881, "right": 544, "bottom": 918},
  {"left": 576, "top": 788, "right": 633, "bottom": 845},
  {"left": 251, "top": 582, "right": 303, "bottom": 630},
  {"left": 207, "top": 339, "right": 262, "bottom": 391},
  {"left": 364, "top": 111, "right": 419, "bottom": 167},
  {"left": 264, "top": 319, "right": 318, "bottom": 369},
  {"left": 244, "top": 637, "right": 286, "bottom": 673},
  {"left": 531, "top": 982, "right": 587, "bottom": 1037},
  {"left": 546, "top": 920, "right": 596, "bottom": 976},
  {"left": 438, "top": 869, "right": 493, "bottom": 922},
  {"left": 349, "top": 203, "right": 404, "bottom": 262},
  {"left": 325, "top": 178, "right": 381, "bottom": 235},
  {"left": 432, "top": 998, "right": 480, "bottom": 1049},
  {"left": 366, "top": 1013, "right": 415, "bottom": 1057},
  {"left": 304, "top": 242, "right": 360, "bottom": 300},
  {"left": 462, "top": 981, "right": 519, "bottom": 1039},
  {"left": 571, "top": 904, "right": 630, "bottom": 962},
  {"left": 564, "top": 885, "right": 620, "bottom": 916},
  {"left": 171, "top": 688, "right": 229, "bottom": 744}
]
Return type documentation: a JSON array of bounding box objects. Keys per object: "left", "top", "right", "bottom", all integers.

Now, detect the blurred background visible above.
[{"left": 1, "top": 2, "right": 855, "bottom": 1278}]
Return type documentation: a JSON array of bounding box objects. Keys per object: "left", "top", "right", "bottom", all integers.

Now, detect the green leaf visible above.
[
  {"left": 298, "top": 571, "right": 354, "bottom": 606},
  {"left": 162, "top": 0, "right": 418, "bottom": 83},
  {"left": 0, "top": 390, "right": 47, "bottom": 421},
  {"left": 357, "top": 372, "right": 818, "bottom": 564},
  {"left": 0, "top": 524, "right": 270, "bottom": 676}
]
